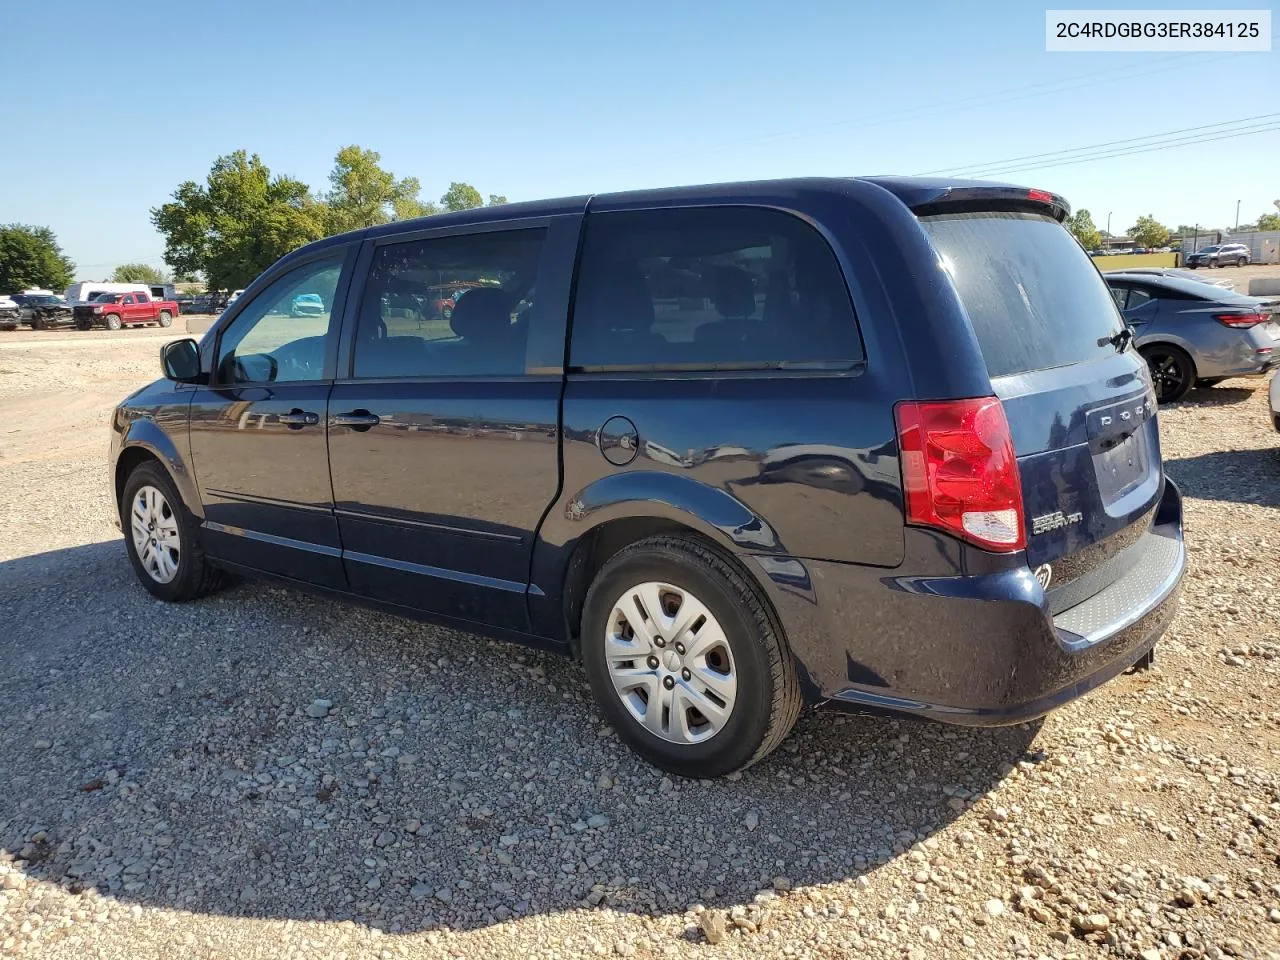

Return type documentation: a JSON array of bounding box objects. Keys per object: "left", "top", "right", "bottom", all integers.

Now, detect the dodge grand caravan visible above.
[{"left": 109, "top": 177, "right": 1185, "bottom": 777}]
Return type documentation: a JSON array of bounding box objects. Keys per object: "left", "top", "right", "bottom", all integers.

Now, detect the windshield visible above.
[
  {"left": 920, "top": 211, "right": 1125, "bottom": 378},
  {"left": 94, "top": 293, "right": 121, "bottom": 302},
  {"left": 1198, "top": 246, "right": 1221, "bottom": 253}
]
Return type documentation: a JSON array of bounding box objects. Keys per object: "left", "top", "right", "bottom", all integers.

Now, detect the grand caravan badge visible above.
[{"left": 1030, "top": 510, "right": 1083, "bottom": 535}]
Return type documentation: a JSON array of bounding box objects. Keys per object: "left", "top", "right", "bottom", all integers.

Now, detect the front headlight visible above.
[{"left": 92, "top": 306, "right": 102, "bottom": 313}]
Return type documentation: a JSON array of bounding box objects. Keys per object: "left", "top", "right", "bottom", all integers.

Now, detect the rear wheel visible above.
[
  {"left": 158, "top": 310, "right": 172, "bottom": 328},
  {"left": 1236, "top": 257, "right": 1247, "bottom": 267},
  {"left": 580, "top": 535, "right": 802, "bottom": 778},
  {"left": 104, "top": 313, "right": 122, "bottom": 331},
  {"left": 1142, "top": 344, "right": 1195, "bottom": 403},
  {"left": 121, "top": 462, "right": 224, "bottom": 602}
]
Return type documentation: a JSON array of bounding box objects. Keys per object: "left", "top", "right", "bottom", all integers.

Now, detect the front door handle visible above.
[
  {"left": 329, "top": 410, "right": 381, "bottom": 430},
  {"left": 278, "top": 409, "right": 320, "bottom": 427}
]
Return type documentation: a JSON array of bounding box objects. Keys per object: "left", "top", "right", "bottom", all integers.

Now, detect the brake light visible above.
[
  {"left": 1027, "top": 188, "right": 1054, "bottom": 203},
  {"left": 1214, "top": 312, "right": 1268, "bottom": 328},
  {"left": 895, "top": 397, "right": 1025, "bottom": 551}
]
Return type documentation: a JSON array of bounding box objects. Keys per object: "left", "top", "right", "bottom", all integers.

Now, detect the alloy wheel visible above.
[
  {"left": 1147, "top": 350, "right": 1187, "bottom": 402},
  {"left": 130, "top": 485, "right": 181, "bottom": 583},
  {"left": 603, "top": 581, "right": 738, "bottom": 744}
]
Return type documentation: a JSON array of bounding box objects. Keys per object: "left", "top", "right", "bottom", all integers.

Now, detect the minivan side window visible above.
[
  {"left": 569, "top": 207, "right": 863, "bottom": 370},
  {"left": 351, "top": 228, "right": 547, "bottom": 379},
  {"left": 215, "top": 256, "right": 343, "bottom": 385}
]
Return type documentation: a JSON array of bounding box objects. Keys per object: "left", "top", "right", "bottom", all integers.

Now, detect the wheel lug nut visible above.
[
  {"left": 662, "top": 676, "right": 675, "bottom": 689},
  {"left": 674, "top": 642, "right": 685, "bottom": 655},
  {"left": 647, "top": 656, "right": 659, "bottom": 669},
  {"left": 681, "top": 668, "right": 691, "bottom": 681},
  {"left": 654, "top": 637, "right": 665, "bottom": 647}
]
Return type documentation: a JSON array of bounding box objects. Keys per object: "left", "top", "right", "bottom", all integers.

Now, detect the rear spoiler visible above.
[
  {"left": 856, "top": 177, "right": 1070, "bottom": 222},
  {"left": 910, "top": 186, "right": 1070, "bottom": 222}
]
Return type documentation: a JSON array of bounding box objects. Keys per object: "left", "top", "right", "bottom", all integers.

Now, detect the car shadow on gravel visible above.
[
  {"left": 1181, "top": 385, "right": 1256, "bottom": 405},
  {"left": 1165, "top": 446, "right": 1280, "bottom": 507},
  {"left": 0, "top": 540, "right": 1040, "bottom": 934}
]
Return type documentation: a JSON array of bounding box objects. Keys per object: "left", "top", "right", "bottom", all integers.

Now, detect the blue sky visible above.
[{"left": 1, "top": 0, "right": 1275, "bottom": 278}]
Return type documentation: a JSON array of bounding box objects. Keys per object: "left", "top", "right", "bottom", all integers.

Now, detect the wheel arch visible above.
[{"left": 113, "top": 422, "right": 203, "bottom": 522}]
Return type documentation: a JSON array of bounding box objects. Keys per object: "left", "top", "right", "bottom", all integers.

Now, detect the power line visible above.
[
  {"left": 922, "top": 113, "right": 1280, "bottom": 178},
  {"left": 597, "top": 50, "right": 1229, "bottom": 176},
  {"left": 954, "top": 123, "right": 1280, "bottom": 179},
  {"left": 919, "top": 112, "right": 1280, "bottom": 176}
]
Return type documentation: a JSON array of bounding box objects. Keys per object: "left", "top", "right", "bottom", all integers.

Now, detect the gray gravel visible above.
[{"left": 1, "top": 336, "right": 1279, "bottom": 960}]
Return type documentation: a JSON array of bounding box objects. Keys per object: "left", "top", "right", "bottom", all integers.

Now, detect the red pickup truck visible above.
[{"left": 73, "top": 292, "right": 180, "bottom": 331}]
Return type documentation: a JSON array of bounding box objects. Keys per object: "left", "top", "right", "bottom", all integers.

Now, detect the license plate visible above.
[{"left": 1095, "top": 430, "right": 1149, "bottom": 501}]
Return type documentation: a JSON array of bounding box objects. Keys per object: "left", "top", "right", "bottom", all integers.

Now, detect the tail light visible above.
[
  {"left": 895, "top": 397, "right": 1026, "bottom": 552},
  {"left": 1214, "top": 312, "right": 1268, "bottom": 328}
]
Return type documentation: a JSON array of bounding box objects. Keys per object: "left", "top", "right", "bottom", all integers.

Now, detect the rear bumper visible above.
[{"left": 753, "top": 478, "right": 1185, "bottom": 727}]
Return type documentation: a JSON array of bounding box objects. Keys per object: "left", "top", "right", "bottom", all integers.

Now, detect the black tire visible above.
[
  {"left": 75, "top": 321, "right": 91, "bottom": 331},
  {"left": 121, "top": 461, "right": 225, "bottom": 602},
  {"left": 1188, "top": 264, "right": 1198, "bottom": 270},
  {"left": 105, "top": 313, "right": 122, "bottom": 331},
  {"left": 1141, "top": 344, "right": 1195, "bottom": 403},
  {"left": 158, "top": 310, "right": 172, "bottom": 328},
  {"left": 1236, "top": 257, "right": 1247, "bottom": 267},
  {"left": 1194, "top": 378, "right": 1225, "bottom": 389},
  {"left": 580, "top": 535, "right": 802, "bottom": 778},
  {"left": 30, "top": 315, "right": 44, "bottom": 330}
]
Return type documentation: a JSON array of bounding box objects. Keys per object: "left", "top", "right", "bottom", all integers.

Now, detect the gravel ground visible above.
[{"left": 1, "top": 336, "right": 1279, "bottom": 960}]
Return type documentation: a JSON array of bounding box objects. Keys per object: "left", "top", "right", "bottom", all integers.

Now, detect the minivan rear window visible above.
[{"left": 919, "top": 212, "right": 1125, "bottom": 378}]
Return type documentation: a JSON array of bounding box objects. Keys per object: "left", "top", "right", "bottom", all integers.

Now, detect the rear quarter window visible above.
[{"left": 920, "top": 211, "right": 1125, "bottom": 378}]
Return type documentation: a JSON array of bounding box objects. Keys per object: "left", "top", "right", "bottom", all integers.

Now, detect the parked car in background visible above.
[
  {"left": 73, "top": 291, "right": 179, "bottom": 330},
  {"left": 0, "top": 295, "right": 19, "bottom": 330},
  {"left": 1106, "top": 272, "right": 1280, "bottom": 402},
  {"left": 1185, "top": 243, "right": 1251, "bottom": 268},
  {"left": 1107, "top": 266, "right": 1235, "bottom": 292},
  {"left": 64, "top": 281, "right": 152, "bottom": 304},
  {"left": 110, "top": 176, "right": 1185, "bottom": 777},
  {"left": 18, "top": 294, "right": 74, "bottom": 329},
  {"left": 290, "top": 293, "right": 325, "bottom": 316}
]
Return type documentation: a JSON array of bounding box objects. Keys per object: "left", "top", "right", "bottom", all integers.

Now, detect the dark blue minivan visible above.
[{"left": 110, "top": 177, "right": 1185, "bottom": 776}]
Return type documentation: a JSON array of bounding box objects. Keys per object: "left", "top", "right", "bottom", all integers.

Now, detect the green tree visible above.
[
  {"left": 440, "top": 181, "right": 484, "bottom": 212},
  {"left": 324, "top": 145, "right": 437, "bottom": 233},
  {"left": 1257, "top": 212, "right": 1280, "bottom": 231},
  {"left": 1127, "top": 215, "right": 1170, "bottom": 249},
  {"left": 151, "top": 151, "right": 326, "bottom": 292},
  {"left": 111, "top": 263, "right": 168, "bottom": 285},
  {"left": 488, "top": 194, "right": 508, "bottom": 206},
  {"left": 0, "top": 224, "right": 75, "bottom": 292},
  {"left": 1065, "top": 208, "right": 1102, "bottom": 250}
]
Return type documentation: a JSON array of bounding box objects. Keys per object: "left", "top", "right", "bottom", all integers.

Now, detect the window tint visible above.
[
  {"left": 920, "top": 212, "right": 1125, "bottom": 378},
  {"left": 216, "top": 257, "right": 343, "bottom": 384},
  {"left": 1126, "top": 287, "right": 1152, "bottom": 309},
  {"left": 352, "top": 229, "right": 545, "bottom": 379},
  {"left": 570, "top": 207, "right": 862, "bottom": 370}
]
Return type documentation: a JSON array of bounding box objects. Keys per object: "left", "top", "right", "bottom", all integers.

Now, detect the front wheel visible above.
[
  {"left": 1142, "top": 345, "right": 1195, "bottom": 403},
  {"left": 580, "top": 535, "right": 802, "bottom": 778},
  {"left": 30, "top": 315, "right": 44, "bottom": 330},
  {"left": 122, "top": 462, "right": 224, "bottom": 602},
  {"left": 104, "top": 313, "right": 121, "bottom": 331},
  {"left": 1237, "top": 257, "right": 1247, "bottom": 267},
  {"left": 158, "top": 310, "right": 172, "bottom": 328}
]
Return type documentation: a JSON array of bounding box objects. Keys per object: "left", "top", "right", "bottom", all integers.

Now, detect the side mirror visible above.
[{"left": 160, "top": 338, "right": 203, "bottom": 383}]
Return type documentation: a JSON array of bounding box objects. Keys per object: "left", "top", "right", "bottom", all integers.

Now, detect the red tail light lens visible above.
[
  {"left": 1027, "top": 188, "right": 1055, "bottom": 203},
  {"left": 1214, "top": 312, "right": 1268, "bottom": 328},
  {"left": 895, "top": 397, "right": 1026, "bottom": 551}
]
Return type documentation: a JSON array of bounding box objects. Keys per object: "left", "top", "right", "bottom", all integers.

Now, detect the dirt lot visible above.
[{"left": 0, "top": 330, "right": 1278, "bottom": 960}]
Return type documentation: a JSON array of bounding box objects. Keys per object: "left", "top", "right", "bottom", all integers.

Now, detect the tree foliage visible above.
[
  {"left": 440, "top": 181, "right": 484, "bottom": 213},
  {"left": 152, "top": 151, "right": 326, "bottom": 292},
  {"left": 1065, "top": 208, "right": 1101, "bottom": 250},
  {"left": 1256, "top": 212, "right": 1280, "bottom": 231},
  {"left": 325, "top": 145, "right": 438, "bottom": 233},
  {"left": 1127, "top": 215, "right": 1170, "bottom": 249},
  {"left": 0, "top": 224, "right": 74, "bottom": 293},
  {"left": 112, "top": 263, "right": 168, "bottom": 284},
  {"left": 153, "top": 148, "right": 508, "bottom": 288}
]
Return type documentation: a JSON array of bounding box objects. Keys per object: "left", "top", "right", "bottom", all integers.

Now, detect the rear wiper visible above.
[{"left": 1103, "top": 327, "right": 1133, "bottom": 354}]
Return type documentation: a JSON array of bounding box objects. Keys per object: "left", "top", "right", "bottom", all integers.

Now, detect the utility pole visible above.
[
  {"left": 1235, "top": 199, "right": 1241, "bottom": 232},
  {"left": 1106, "top": 211, "right": 1112, "bottom": 235}
]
